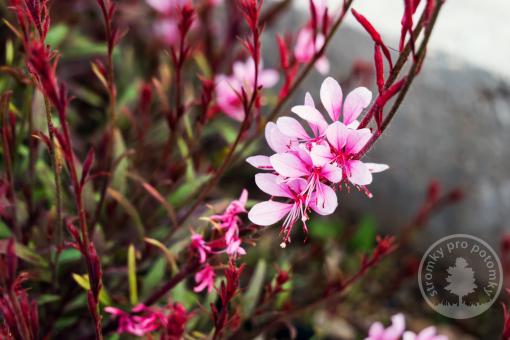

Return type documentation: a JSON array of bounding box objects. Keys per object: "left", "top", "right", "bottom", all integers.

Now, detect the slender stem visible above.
[
  {"left": 92, "top": 0, "right": 118, "bottom": 231},
  {"left": 0, "top": 92, "right": 20, "bottom": 240},
  {"left": 356, "top": 0, "right": 443, "bottom": 158},
  {"left": 43, "top": 97, "right": 63, "bottom": 253}
]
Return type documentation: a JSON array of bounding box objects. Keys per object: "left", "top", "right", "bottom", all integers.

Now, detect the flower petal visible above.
[
  {"left": 304, "top": 92, "right": 315, "bottom": 108},
  {"left": 310, "top": 182, "right": 338, "bottom": 215},
  {"left": 321, "top": 163, "right": 343, "bottom": 183},
  {"left": 265, "top": 122, "right": 293, "bottom": 152},
  {"left": 248, "top": 201, "right": 292, "bottom": 226},
  {"left": 255, "top": 173, "right": 292, "bottom": 198},
  {"left": 320, "top": 77, "right": 343, "bottom": 121},
  {"left": 365, "top": 163, "right": 389, "bottom": 173},
  {"left": 270, "top": 152, "right": 309, "bottom": 178},
  {"left": 326, "top": 121, "right": 350, "bottom": 151},
  {"left": 343, "top": 87, "right": 372, "bottom": 125},
  {"left": 260, "top": 69, "right": 279, "bottom": 87},
  {"left": 276, "top": 117, "right": 310, "bottom": 140},
  {"left": 246, "top": 155, "right": 273, "bottom": 170},
  {"left": 347, "top": 160, "right": 372, "bottom": 186},
  {"left": 310, "top": 144, "right": 332, "bottom": 167},
  {"left": 291, "top": 105, "right": 328, "bottom": 131},
  {"left": 345, "top": 128, "right": 372, "bottom": 154}
]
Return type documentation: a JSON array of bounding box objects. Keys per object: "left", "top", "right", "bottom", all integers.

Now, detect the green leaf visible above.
[
  {"left": 0, "top": 221, "right": 12, "bottom": 238},
  {"left": 72, "top": 273, "right": 112, "bottom": 305},
  {"left": 142, "top": 257, "right": 166, "bottom": 297},
  {"left": 107, "top": 188, "right": 144, "bottom": 239},
  {"left": 128, "top": 244, "right": 138, "bottom": 305},
  {"left": 111, "top": 128, "right": 128, "bottom": 194},
  {"left": 38, "top": 294, "right": 61, "bottom": 305},
  {"left": 170, "top": 281, "right": 197, "bottom": 309},
  {"left": 309, "top": 219, "right": 343, "bottom": 241},
  {"left": 45, "top": 24, "right": 69, "bottom": 47},
  {"left": 349, "top": 215, "right": 377, "bottom": 252},
  {"left": 0, "top": 242, "right": 49, "bottom": 268},
  {"left": 144, "top": 238, "right": 178, "bottom": 273},
  {"left": 168, "top": 174, "right": 211, "bottom": 208},
  {"left": 243, "top": 260, "right": 266, "bottom": 317},
  {"left": 58, "top": 248, "right": 81, "bottom": 265}
]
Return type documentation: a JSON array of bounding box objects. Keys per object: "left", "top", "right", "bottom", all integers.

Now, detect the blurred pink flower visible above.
[
  {"left": 215, "top": 58, "right": 278, "bottom": 121},
  {"left": 190, "top": 232, "right": 211, "bottom": 263},
  {"left": 105, "top": 304, "right": 164, "bottom": 336},
  {"left": 194, "top": 264, "right": 215, "bottom": 293},
  {"left": 146, "top": 0, "right": 188, "bottom": 14},
  {"left": 153, "top": 18, "right": 180, "bottom": 46},
  {"left": 365, "top": 313, "right": 406, "bottom": 340},
  {"left": 163, "top": 303, "right": 191, "bottom": 339},
  {"left": 294, "top": 28, "right": 330, "bottom": 74},
  {"left": 403, "top": 327, "right": 448, "bottom": 340}
]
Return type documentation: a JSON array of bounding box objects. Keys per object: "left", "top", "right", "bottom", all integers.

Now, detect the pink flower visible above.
[
  {"left": 105, "top": 304, "right": 164, "bottom": 336},
  {"left": 248, "top": 174, "right": 337, "bottom": 244},
  {"left": 215, "top": 58, "right": 278, "bottom": 121},
  {"left": 246, "top": 122, "right": 297, "bottom": 170},
  {"left": 153, "top": 18, "right": 180, "bottom": 46},
  {"left": 311, "top": 122, "right": 388, "bottom": 187},
  {"left": 190, "top": 233, "right": 211, "bottom": 263},
  {"left": 293, "top": 77, "right": 372, "bottom": 128},
  {"left": 194, "top": 264, "right": 215, "bottom": 293},
  {"left": 294, "top": 28, "right": 330, "bottom": 74},
  {"left": 162, "top": 303, "right": 190, "bottom": 339},
  {"left": 403, "top": 327, "right": 448, "bottom": 340},
  {"left": 365, "top": 314, "right": 406, "bottom": 340},
  {"left": 225, "top": 236, "right": 246, "bottom": 257},
  {"left": 146, "top": 0, "right": 188, "bottom": 14},
  {"left": 209, "top": 189, "right": 248, "bottom": 258},
  {"left": 269, "top": 148, "right": 342, "bottom": 206}
]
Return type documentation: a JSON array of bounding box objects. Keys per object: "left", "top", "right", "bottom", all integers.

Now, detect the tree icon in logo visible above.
[{"left": 444, "top": 257, "right": 477, "bottom": 306}]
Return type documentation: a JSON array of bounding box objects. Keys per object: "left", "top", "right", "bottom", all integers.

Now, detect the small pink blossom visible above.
[
  {"left": 215, "top": 58, "right": 278, "bottom": 121},
  {"left": 403, "top": 327, "right": 448, "bottom": 340},
  {"left": 311, "top": 122, "right": 388, "bottom": 187},
  {"left": 365, "top": 313, "right": 406, "bottom": 340},
  {"left": 248, "top": 174, "right": 337, "bottom": 244},
  {"left": 105, "top": 304, "right": 164, "bottom": 336},
  {"left": 190, "top": 232, "right": 211, "bottom": 263},
  {"left": 194, "top": 264, "right": 215, "bottom": 293},
  {"left": 294, "top": 28, "right": 330, "bottom": 74},
  {"left": 210, "top": 189, "right": 248, "bottom": 258}
]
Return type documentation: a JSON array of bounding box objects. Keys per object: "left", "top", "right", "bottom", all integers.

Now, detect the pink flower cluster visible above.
[
  {"left": 191, "top": 190, "right": 249, "bottom": 293},
  {"left": 247, "top": 77, "right": 388, "bottom": 245},
  {"left": 366, "top": 314, "right": 448, "bottom": 340},
  {"left": 215, "top": 58, "right": 278, "bottom": 121},
  {"left": 105, "top": 303, "right": 190, "bottom": 337}
]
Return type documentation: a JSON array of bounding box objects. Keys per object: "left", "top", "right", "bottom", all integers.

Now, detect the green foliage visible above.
[
  {"left": 242, "top": 259, "right": 267, "bottom": 317},
  {"left": 349, "top": 215, "right": 377, "bottom": 252}
]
